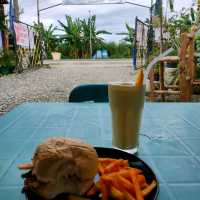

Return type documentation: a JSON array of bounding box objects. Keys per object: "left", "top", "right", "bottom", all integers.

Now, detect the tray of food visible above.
[{"left": 18, "top": 138, "right": 158, "bottom": 200}]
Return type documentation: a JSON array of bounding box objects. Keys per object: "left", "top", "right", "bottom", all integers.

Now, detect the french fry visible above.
[
  {"left": 101, "top": 175, "right": 121, "bottom": 191},
  {"left": 117, "top": 175, "right": 134, "bottom": 192},
  {"left": 125, "top": 167, "right": 143, "bottom": 175},
  {"left": 130, "top": 172, "right": 144, "bottom": 200},
  {"left": 109, "top": 169, "right": 131, "bottom": 180},
  {"left": 98, "top": 158, "right": 116, "bottom": 163},
  {"left": 120, "top": 160, "right": 129, "bottom": 167},
  {"left": 98, "top": 162, "right": 105, "bottom": 175},
  {"left": 137, "top": 175, "right": 148, "bottom": 189},
  {"left": 142, "top": 180, "right": 157, "bottom": 197},
  {"left": 135, "top": 69, "right": 144, "bottom": 88},
  {"left": 98, "top": 180, "right": 110, "bottom": 200},
  {"left": 103, "top": 160, "right": 122, "bottom": 174},
  {"left": 18, "top": 162, "right": 33, "bottom": 170},
  {"left": 124, "top": 191, "right": 136, "bottom": 200},
  {"left": 110, "top": 186, "right": 124, "bottom": 200},
  {"left": 98, "top": 158, "right": 115, "bottom": 168},
  {"left": 95, "top": 158, "right": 157, "bottom": 200}
]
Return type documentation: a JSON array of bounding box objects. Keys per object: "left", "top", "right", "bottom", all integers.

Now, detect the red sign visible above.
[{"left": 14, "top": 22, "right": 29, "bottom": 47}]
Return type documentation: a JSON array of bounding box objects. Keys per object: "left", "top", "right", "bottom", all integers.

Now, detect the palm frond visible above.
[
  {"left": 116, "top": 32, "right": 128, "bottom": 35},
  {"left": 96, "top": 30, "right": 112, "bottom": 35}
]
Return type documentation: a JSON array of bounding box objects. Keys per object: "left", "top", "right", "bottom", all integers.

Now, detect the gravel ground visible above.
[{"left": 0, "top": 59, "right": 133, "bottom": 115}]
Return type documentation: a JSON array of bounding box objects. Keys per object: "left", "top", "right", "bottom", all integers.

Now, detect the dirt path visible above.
[{"left": 0, "top": 59, "right": 133, "bottom": 115}]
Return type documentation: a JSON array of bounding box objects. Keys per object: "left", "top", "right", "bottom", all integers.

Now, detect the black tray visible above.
[{"left": 22, "top": 147, "right": 159, "bottom": 200}]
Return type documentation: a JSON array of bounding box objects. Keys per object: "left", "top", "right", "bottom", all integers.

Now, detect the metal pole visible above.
[
  {"left": 89, "top": 10, "right": 93, "bottom": 59},
  {"left": 62, "top": 1, "right": 150, "bottom": 8},
  {"left": 13, "top": 0, "right": 20, "bottom": 20},
  {"left": 125, "top": 1, "right": 150, "bottom": 9},
  {"left": 39, "top": 3, "right": 63, "bottom": 12},
  {"left": 133, "top": 16, "right": 138, "bottom": 70},
  {"left": 40, "top": 2, "right": 150, "bottom": 12},
  {"left": 37, "top": 0, "right": 40, "bottom": 24}
]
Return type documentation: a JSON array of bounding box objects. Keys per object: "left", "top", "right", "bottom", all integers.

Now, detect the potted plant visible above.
[
  {"left": 50, "top": 37, "right": 61, "bottom": 60},
  {"left": 51, "top": 46, "right": 61, "bottom": 61}
]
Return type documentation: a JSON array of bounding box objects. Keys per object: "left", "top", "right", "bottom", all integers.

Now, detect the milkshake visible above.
[{"left": 108, "top": 82, "right": 145, "bottom": 153}]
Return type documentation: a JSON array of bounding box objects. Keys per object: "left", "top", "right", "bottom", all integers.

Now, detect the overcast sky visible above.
[{"left": 18, "top": 0, "right": 194, "bottom": 42}]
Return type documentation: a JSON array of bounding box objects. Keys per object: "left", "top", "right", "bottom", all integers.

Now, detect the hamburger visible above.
[{"left": 18, "top": 137, "right": 98, "bottom": 199}]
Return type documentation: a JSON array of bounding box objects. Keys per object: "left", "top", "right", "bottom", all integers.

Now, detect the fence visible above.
[
  {"left": 133, "top": 17, "right": 149, "bottom": 70},
  {"left": 13, "top": 21, "right": 42, "bottom": 72}
]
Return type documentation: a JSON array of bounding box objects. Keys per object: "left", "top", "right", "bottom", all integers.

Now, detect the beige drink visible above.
[{"left": 108, "top": 82, "right": 145, "bottom": 152}]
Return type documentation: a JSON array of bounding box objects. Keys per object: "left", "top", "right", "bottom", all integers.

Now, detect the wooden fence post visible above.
[{"left": 179, "top": 33, "right": 193, "bottom": 101}]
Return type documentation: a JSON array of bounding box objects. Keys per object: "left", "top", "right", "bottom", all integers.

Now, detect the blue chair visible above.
[{"left": 69, "top": 84, "right": 108, "bottom": 102}]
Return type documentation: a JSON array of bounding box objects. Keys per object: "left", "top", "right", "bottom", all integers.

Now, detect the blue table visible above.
[{"left": 0, "top": 103, "right": 200, "bottom": 200}]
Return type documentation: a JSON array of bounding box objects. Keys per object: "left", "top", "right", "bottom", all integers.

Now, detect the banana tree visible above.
[
  {"left": 34, "top": 23, "right": 57, "bottom": 57},
  {"left": 58, "top": 15, "right": 82, "bottom": 58},
  {"left": 58, "top": 15, "right": 110, "bottom": 58},
  {"left": 81, "top": 15, "right": 111, "bottom": 58},
  {"left": 117, "top": 23, "right": 135, "bottom": 45}
]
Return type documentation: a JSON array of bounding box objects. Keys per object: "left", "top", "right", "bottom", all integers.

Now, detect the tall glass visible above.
[{"left": 108, "top": 82, "right": 145, "bottom": 154}]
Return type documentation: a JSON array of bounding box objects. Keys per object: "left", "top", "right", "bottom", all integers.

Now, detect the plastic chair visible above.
[{"left": 69, "top": 84, "right": 108, "bottom": 102}]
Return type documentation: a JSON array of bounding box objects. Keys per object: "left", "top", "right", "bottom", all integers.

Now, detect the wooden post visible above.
[
  {"left": 188, "top": 34, "right": 195, "bottom": 83},
  {"left": 179, "top": 33, "right": 193, "bottom": 101},
  {"left": 149, "top": 68, "right": 155, "bottom": 101}
]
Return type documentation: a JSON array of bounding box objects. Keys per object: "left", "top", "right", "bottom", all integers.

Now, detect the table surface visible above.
[{"left": 0, "top": 102, "right": 200, "bottom": 200}]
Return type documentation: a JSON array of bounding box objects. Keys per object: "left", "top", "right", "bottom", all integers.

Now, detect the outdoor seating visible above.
[
  {"left": 69, "top": 84, "right": 108, "bottom": 102},
  {"left": 148, "top": 31, "right": 199, "bottom": 102}
]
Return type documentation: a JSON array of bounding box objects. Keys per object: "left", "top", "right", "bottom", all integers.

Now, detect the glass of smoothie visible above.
[{"left": 108, "top": 81, "right": 145, "bottom": 154}]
